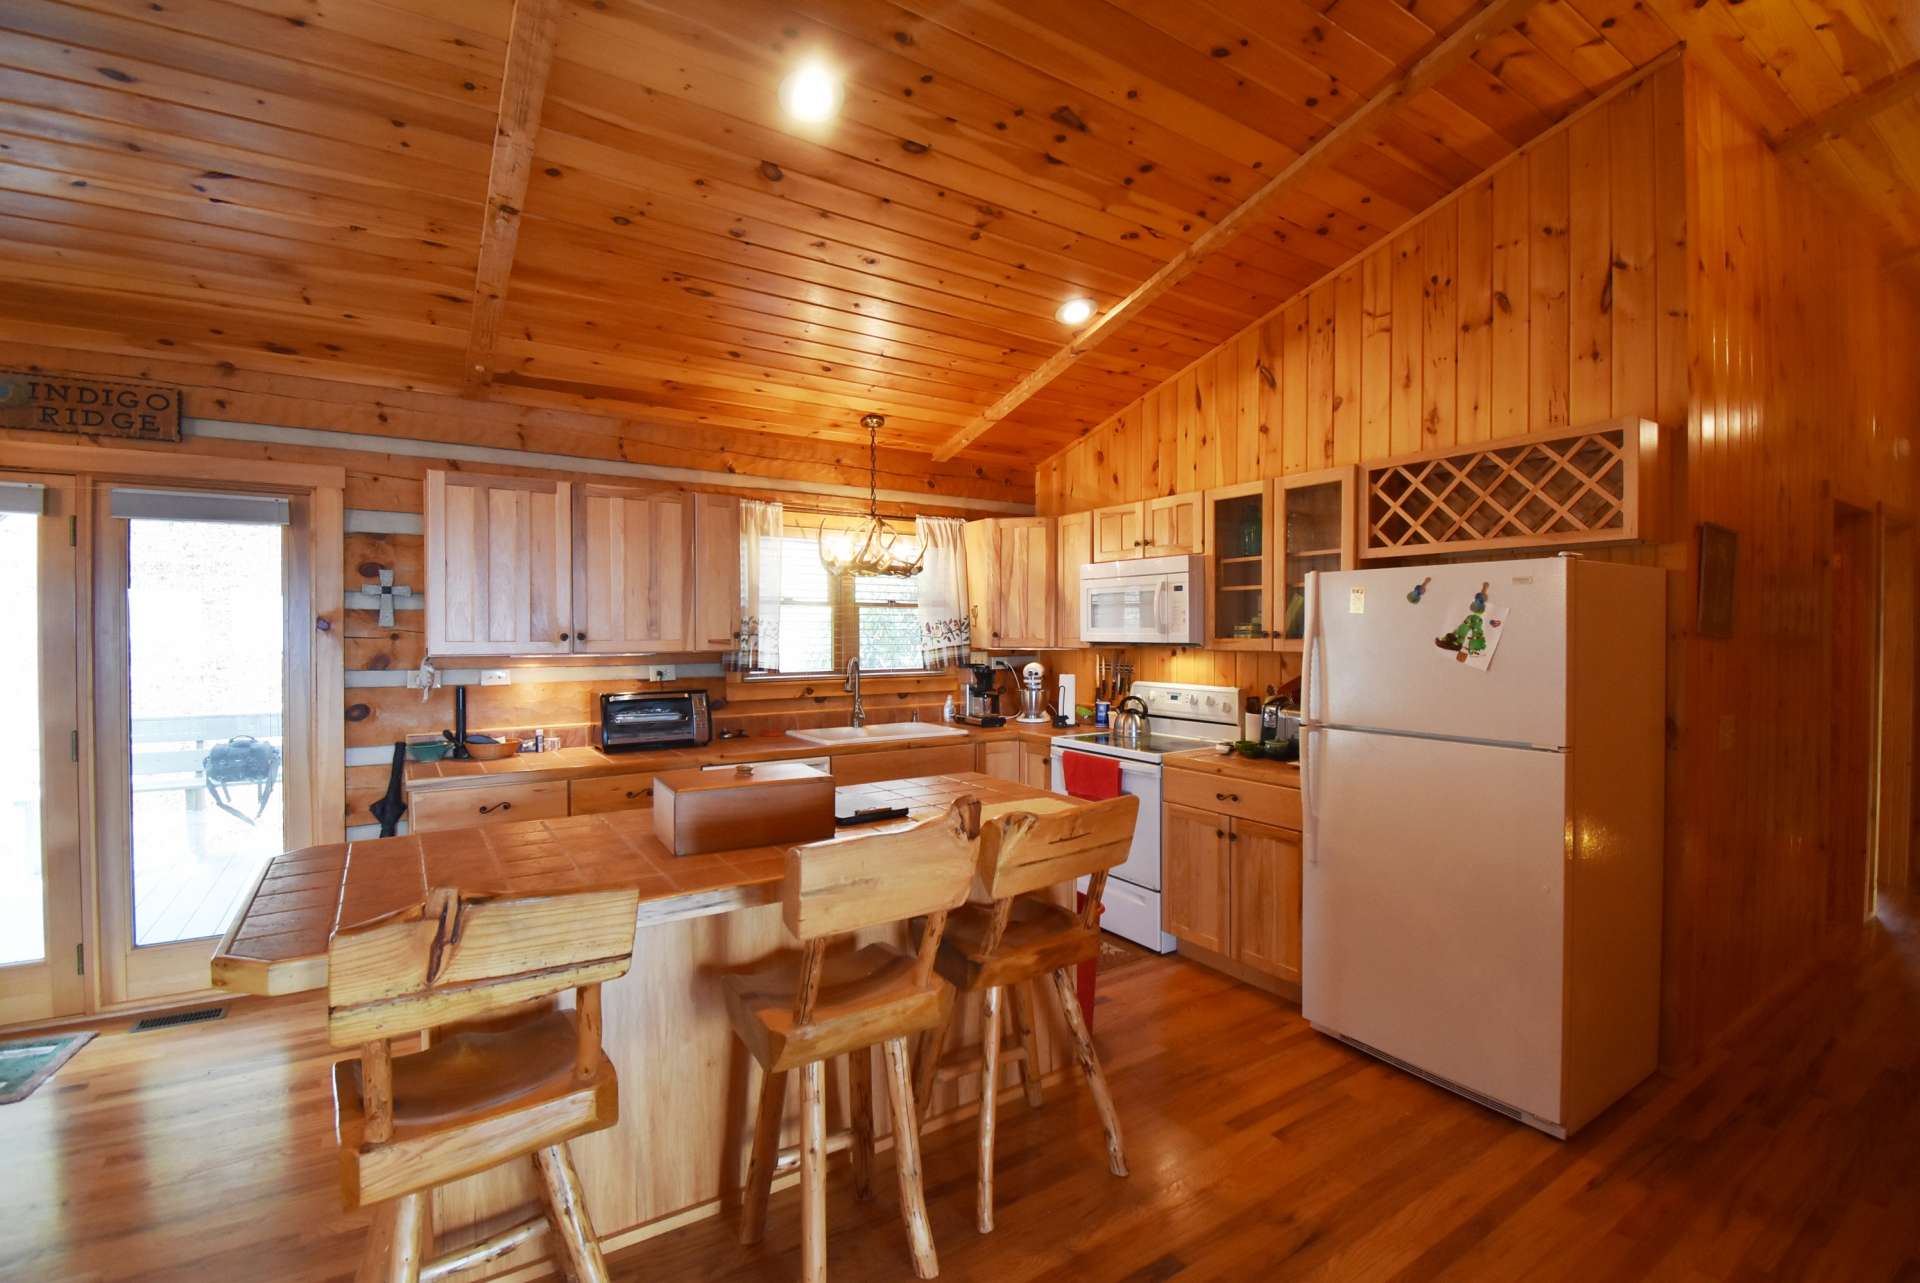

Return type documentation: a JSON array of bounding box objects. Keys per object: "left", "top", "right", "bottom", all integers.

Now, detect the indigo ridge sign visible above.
[{"left": 0, "top": 369, "right": 182, "bottom": 442}]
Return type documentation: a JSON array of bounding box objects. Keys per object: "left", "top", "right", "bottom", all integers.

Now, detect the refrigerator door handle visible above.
[
  {"left": 1303, "top": 571, "right": 1324, "bottom": 725},
  {"left": 1302, "top": 724, "right": 1321, "bottom": 863}
]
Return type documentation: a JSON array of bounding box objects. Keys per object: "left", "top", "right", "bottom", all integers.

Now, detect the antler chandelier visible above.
[{"left": 818, "top": 414, "right": 925, "bottom": 578}]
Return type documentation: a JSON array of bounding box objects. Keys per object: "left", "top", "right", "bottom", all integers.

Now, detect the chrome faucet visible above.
[{"left": 844, "top": 655, "right": 865, "bottom": 727}]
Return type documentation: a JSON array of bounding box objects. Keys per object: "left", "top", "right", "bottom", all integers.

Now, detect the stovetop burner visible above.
[{"left": 1063, "top": 730, "right": 1222, "bottom": 757}]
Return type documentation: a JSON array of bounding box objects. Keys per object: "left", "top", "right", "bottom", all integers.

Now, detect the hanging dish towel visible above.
[{"left": 1061, "top": 750, "right": 1123, "bottom": 801}]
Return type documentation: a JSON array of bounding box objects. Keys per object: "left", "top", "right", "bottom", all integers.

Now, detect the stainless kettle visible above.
[{"left": 1112, "top": 695, "right": 1148, "bottom": 740}]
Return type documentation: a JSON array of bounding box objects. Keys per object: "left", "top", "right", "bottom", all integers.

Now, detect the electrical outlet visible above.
[
  {"left": 651, "top": 665, "right": 676, "bottom": 683},
  {"left": 480, "top": 669, "right": 511, "bottom": 687}
]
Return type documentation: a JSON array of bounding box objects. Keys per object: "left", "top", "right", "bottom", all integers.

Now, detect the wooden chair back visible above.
[
  {"left": 781, "top": 797, "right": 981, "bottom": 1023},
  {"left": 979, "top": 794, "right": 1140, "bottom": 908},
  {"left": 327, "top": 884, "right": 640, "bottom": 1145}
]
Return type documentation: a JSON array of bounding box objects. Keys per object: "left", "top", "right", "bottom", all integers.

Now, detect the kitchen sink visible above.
[{"left": 785, "top": 722, "right": 969, "bottom": 746}]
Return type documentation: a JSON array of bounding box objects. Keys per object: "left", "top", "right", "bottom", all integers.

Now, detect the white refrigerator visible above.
[{"left": 1301, "top": 555, "right": 1665, "bottom": 1137}]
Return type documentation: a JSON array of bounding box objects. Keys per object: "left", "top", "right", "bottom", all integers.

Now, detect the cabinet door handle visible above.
[
  {"left": 1215, "top": 829, "right": 1224, "bottom": 838},
  {"left": 1216, "top": 791, "right": 1239, "bottom": 802},
  {"left": 559, "top": 632, "right": 571, "bottom": 641},
  {"left": 576, "top": 631, "right": 588, "bottom": 642},
  {"left": 624, "top": 789, "right": 644, "bottom": 800},
  {"left": 1228, "top": 832, "right": 1239, "bottom": 842},
  {"left": 478, "top": 801, "right": 512, "bottom": 815}
]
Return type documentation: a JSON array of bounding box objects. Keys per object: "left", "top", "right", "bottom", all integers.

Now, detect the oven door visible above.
[
  {"left": 1048, "top": 745, "right": 1163, "bottom": 890},
  {"left": 1081, "top": 571, "right": 1176, "bottom": 644}
]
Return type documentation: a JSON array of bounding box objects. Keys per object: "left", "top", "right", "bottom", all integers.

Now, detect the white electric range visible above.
[{"left": 1048, "top": 682, "right": 1240, "bottom": 952}]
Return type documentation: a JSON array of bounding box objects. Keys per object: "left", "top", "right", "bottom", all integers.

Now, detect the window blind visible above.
[
  {"left": 109, "top": 487, "right": 290, "bottom": 525},
  {"left": 0, "top": 481, "right": 46, "bottom": 515}
]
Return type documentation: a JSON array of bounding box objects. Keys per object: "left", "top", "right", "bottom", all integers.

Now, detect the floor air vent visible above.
[{"left": 132, "top": 1006, "right": 227, "bottom": 1033}]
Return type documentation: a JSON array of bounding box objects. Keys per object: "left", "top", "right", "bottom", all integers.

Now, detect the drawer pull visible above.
[
  {"left": 478, "top": 801, "right": 512, "bottom": 815},
  {"left": 624, "top": 789, "right": 645, "bottom": 800},
  {"left": 1216, "top": 791, "right": 1239, "bottom": 802}
]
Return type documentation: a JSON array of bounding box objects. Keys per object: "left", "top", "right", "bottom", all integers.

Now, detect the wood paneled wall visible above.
[
  {"left": 1036, "top": 57, "right": 1689, "bottom": 702},
  {"left": 1667, "top": 68, "right": 1920, "bottom": 1063},
  {"left": 1034, "top": 54, "right": 1920, "bottom": 1064}
]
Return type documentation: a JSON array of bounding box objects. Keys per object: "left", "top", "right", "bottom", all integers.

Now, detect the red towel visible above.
[{"left": 1061, "top": 750, "right": 1123, "bottom": 801}]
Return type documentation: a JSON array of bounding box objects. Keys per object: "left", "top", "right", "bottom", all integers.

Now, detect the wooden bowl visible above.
[{"left": 462, "top": 738, "right": 522, "bottom": 761}]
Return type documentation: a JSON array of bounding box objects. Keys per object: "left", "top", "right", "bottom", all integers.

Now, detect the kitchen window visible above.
[{"left": 757, "top": 534, "right": 929, "bottom": 676}]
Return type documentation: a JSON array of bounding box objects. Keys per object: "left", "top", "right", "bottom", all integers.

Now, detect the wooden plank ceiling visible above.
[{"left": 0, "top": 0, "right": 1915, "bottom": 467}]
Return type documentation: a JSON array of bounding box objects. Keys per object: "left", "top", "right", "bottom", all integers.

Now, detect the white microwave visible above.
[{"left": 1079, "top": 554, "right": 1205, "bottom": 645}]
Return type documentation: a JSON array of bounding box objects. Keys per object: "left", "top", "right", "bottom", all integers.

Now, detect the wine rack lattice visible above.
[{"left": 1363, "top": 421, "right": 1654, "bottom": 558}]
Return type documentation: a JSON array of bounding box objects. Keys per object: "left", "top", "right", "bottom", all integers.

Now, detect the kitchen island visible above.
[{"left": 212, "top": 772, "right": 1086, "bottom": 1282}]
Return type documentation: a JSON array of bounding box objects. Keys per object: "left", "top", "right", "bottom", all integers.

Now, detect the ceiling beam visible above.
[
  {"left": 929, "top": 0, "right": 1541, "bottom": 462},
  {"left": 462, "top": 0, "right": 560, "bottom": 395},
  {"left": 1773, "top": 61, "right": 1920, "bottom": 157}
]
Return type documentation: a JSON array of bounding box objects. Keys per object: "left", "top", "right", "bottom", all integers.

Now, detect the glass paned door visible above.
[
  {"left": 97, "top": 496, "right": 296, "bottom": 1003},
  {"left": 0, "top": 477, "right": 86, "bottom": 1026}
]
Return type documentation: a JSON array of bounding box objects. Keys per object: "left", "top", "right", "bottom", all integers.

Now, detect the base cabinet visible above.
[
  {"left": 1162, "top": 772, "right": 1303, "bottom": 989},
  {"left": 979, "top": 739, "right": 1023, "bottom": 783},
  {"left": 1162, "top": 803, "right": 1230, "bottom": 954}
]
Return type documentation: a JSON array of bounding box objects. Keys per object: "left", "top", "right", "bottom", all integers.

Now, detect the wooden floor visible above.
[{"left": 6, "top": 895, "right": 1918, "bottom": 1283}]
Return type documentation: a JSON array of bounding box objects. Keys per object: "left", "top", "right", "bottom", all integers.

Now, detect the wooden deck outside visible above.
[{"left": 5, "top": 893, "right": 1917, "bottom": 1283}]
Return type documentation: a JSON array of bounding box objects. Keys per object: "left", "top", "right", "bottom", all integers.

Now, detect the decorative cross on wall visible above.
[{"left": 361, "top": 568, "right": 414, "bottom": 627}]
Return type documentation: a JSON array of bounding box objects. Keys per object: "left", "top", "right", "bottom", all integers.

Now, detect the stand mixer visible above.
[{"left": 1015, "top": 661, "right": 1051, "bottom": 724}]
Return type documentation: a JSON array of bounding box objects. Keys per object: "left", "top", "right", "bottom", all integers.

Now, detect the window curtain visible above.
[
  {"left": 915, "top": 516, "right": 970, "bottom": 668},
  {"left": 737, "top": 500, "right": 784, "bottom": 671}
]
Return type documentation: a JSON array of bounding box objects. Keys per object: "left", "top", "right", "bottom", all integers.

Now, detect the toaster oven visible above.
[{"left": 598, "top": 690, "right": 712, "bottom": 752}]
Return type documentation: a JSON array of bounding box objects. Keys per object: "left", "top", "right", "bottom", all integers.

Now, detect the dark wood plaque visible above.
[{"left": 0, "top": 370, "right": 182, "bottom": 442}]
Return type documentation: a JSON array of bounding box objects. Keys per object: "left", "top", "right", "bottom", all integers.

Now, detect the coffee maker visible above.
[{"left": 960, "top": 662, "right": 1001, "bottom": 718}]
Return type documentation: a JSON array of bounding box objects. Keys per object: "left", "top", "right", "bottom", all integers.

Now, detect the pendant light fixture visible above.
[{"left": 817, "top": 414, "right": 925, "bottom": 578}]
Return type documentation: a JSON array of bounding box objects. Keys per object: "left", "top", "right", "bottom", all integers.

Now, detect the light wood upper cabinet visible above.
[
  {"left": 965, "top": 516, "right": 1056, "bottom": 650},
  {"left": 1054, "top": 510, "right": 1091, "bottom": 649},
  {"left": 1090, "top": 492, "right": 1204, "bottom": 562},
  {"left": 1162, "top": 803, "right": 1230, "bottom": 954},
  {"left": 1145, "top": 492, "right": 1205, "bottom": 555},
  {"left": 1204, "top": 481, "right": 1275, "bottom": 650},
  {"left": 690, "top": 492, "right": 742, "bottom": 653},
  {"left": 1231, "top": 818, "right": 1303, "bottom": 984},
  {"left": 1275, "top": 467, "right": 1357, "bottom": 650},
  {"left": 425, "top": 471, "right": 573, "bottom": 656},
  {"left": 573, "top": 483, "right": 691, "bottom": 653},
  {"left": 1091, "top": 502, "right": 1143, "bottom": 561}
]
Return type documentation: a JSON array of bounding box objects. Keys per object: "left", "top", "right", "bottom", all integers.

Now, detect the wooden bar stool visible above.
[
  {"left": 726, "top": 797, "right": 982, "bottom": 1282},
  {"left": 327, "top": 882, "right": 640, "bottom": 1283},
  {"left": 913, "top": 794, "right": 1139, "bottom": 1233}
]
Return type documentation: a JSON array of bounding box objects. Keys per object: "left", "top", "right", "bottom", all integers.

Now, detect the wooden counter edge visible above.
[
  {"left": 1162, "top": 750, "right": 1301, "bottom": 785},
  {"left": 403, "top": 725, "right": 1080, "bottom": 794}
]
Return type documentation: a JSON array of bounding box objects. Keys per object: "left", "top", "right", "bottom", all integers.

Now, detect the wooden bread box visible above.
[{"left": 652, "top": 761, "right": 837, "bottom": 856}]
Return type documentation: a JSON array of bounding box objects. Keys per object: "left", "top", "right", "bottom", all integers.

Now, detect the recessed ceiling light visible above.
[
  {"left": 1056, "top": 297, "right": 1097, "bottom": 326},
  {"left": 780, "top": 60, "right": 842, "bottom": 124}
]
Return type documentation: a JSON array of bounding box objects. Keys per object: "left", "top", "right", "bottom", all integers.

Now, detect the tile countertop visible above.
[
  {"left": 1162, "top": 747, "right": 1303, "bottom": 786},
  {"left": 403, "top": 721, "right": 1087, "bottom": 794}
]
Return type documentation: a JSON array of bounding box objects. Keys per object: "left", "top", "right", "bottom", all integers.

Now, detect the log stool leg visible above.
[
  {"left": 800, "top": 1059, "right": 829, "bottom": 1283},
  {"left": 535, "top": 1143, "right": 609, "bottom": 1283},
  {"left": 357, "top": 1190, "right": 429, "bottom": 1283},
  {"left": 882, "top": 1036, "right": 939, "bottom": 1279},
  {"left": 1050, "top": 966, "right": 1127, "bottom": 1178},
  {"left": 740, "top": 1068, "right": 788, "bottom": 1244},
  {"left": 849, "top": 1046, "right": 876, "bottom": 1201},
  {"left": 977, "top": 985, "right": 1003, "bottom": 1234},
  {"left": 1008, "top": 981, "right": 1045, "bottom": 1109}
]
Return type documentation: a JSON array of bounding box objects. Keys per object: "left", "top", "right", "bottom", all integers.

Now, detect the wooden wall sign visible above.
[{"left": 0, "top": 370, "right": 182, "bottom": 442}]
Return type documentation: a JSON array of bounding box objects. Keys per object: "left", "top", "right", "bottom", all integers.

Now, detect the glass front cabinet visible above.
[{"left": 1204, "top": 467, "right": 1357, "bottom": 652}]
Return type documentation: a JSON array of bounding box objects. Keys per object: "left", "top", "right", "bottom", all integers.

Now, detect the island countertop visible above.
[{"left": 212, "top": 770, "right": 1077, "bottom": 997}]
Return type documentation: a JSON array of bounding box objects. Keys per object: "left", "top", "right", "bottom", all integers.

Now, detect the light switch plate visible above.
[{"left": 480, "top": 669, "right": 511, "bottom": 686}]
